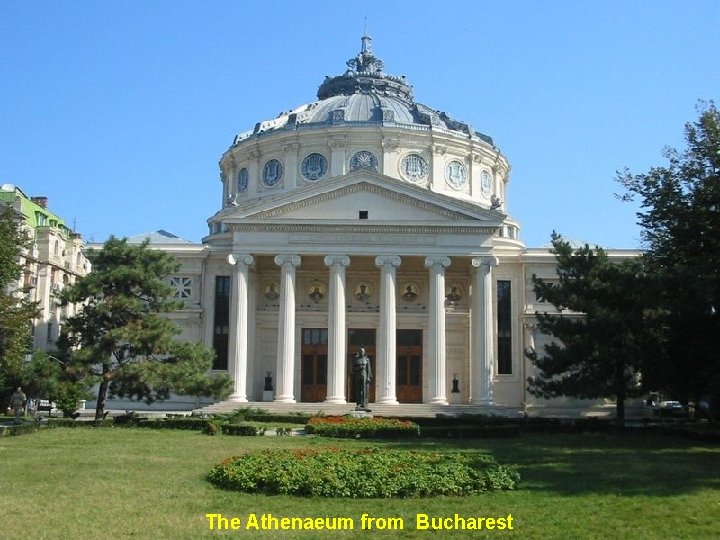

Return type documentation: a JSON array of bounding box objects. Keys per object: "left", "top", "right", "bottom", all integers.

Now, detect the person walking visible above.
[{"left": 9, "top": 387, "right": 27, "bottom": 424}]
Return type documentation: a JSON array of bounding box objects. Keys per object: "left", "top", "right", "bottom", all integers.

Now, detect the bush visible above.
[
  {"left": 208, "top": 447, "right": 520, "bottom": 498},
  {"left": 305, "top": 416, "right": 419, "bottom": 439},
  {"left": 420, "top": 425, "right": 520, "bottom": 438},
  {"left": 0, "top": 423, "right": 41, "bottom": 437},
  {"left": 47, "top": 418, "right": 115, "bottom": 428},
  {"left": 221, "top": 423, "right": 262, "bottom": 436}
]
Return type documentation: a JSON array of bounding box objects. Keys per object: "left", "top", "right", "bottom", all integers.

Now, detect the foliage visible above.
[
  {"left": 419, "top": 425, "right": 520, "bottom": 438},
  {"left": 527, "top": 233, "right": 655, "bottom": 423},
  {"left": 617, "top": 101, "right": 720, "bottom": 410},
  {"left": 0, "top": 206, "right": 39, "bottom": 402},
  {"left": 57, "top": 237, "right": 231, "bottom": 420},
  {"left": 220, "top": 423, "right": 263, "bottom": 436},
  {"left": 20, "top": 351, "right": 92, "bottom": 417},
  {"left": 208, "top": 446, "right": 519, "bottom": 498},
  {"left": 0, "top": 423, "right": 40, "bottom": 437},
  {"left": 305, "top": 416, "right": 420, "bottom": 438}
]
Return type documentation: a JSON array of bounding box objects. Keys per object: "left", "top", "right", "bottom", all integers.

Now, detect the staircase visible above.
[{"left": 194, "top": 400, "right": 523, "bottom": 419}]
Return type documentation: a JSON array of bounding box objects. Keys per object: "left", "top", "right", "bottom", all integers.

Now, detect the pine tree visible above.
[
  {"left": 527, "top": 234, "right": 653, "bottom": 424},
  {"left": 59, "top": 237, "right": 231, "bottom": 420}
]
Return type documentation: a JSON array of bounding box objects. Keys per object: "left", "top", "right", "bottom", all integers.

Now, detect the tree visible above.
[
  {"left": 0, "top": 205, "right": 39, "bottom": 402},
  {"left": 617, "top": 101, "right": 720, "bottom": 412},
  {"left": 527, "top": 233, "right": 654, "bottom": 425},
  {"left": 59, "top": 237, "right": 231, "bottom": 420}
]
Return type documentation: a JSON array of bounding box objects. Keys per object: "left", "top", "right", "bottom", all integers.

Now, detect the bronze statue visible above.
[{"left": 352, "top": 347, "right": 372, "bottom": 409}]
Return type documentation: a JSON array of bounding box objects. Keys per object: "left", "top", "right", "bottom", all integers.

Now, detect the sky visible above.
[{"left": 1, "top": 1, "right": 718, "bottom": 248}]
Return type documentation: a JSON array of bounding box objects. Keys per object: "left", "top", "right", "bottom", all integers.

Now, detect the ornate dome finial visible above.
[{"left": 317, "top": 35, "right": 413, "bottom": 101}]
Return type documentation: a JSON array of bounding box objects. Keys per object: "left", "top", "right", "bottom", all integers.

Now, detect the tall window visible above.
[
  {"left": 212, "top": 276, "right": 231, "bottom": 370},
  {"left": 497, "top": 280, "right": 512, "bottom": 374}
]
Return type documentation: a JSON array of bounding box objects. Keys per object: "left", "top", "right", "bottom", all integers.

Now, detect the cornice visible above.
[{"left": 227, "top": 222, "right": 499, "bottom": 235}]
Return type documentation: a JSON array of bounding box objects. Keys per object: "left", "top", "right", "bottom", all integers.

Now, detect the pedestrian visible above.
[{"left": 9, "top": 387, "right": 27, "bottom": 424}]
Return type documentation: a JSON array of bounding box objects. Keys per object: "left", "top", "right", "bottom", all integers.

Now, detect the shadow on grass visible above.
[{"left": 382, "top": 433, "right": 720, "bottom": 497}]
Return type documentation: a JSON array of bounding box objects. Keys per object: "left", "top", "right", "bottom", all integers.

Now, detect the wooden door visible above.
[
  {"left": 396, "top": 329, "right": 422, "bottom": 403},
  {"left": 301, "top": 328, "right": 327, "bottom": 402}
]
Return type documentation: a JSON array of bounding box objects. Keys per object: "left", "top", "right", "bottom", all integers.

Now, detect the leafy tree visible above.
[
  {"left": 58, "top": 237, "right": 231, "bottom": 420},
  {"left": 527, "top": 233, "right": 654, "bottom": 424},
  {"left": 20, "top": 351, "right": 91, "bottom": 417},
  {"left": 0, "top": 205, "right": 39, "bottom": 402},
  {"left": 617, "top": 101, "right": 720, "bottom": 412}
]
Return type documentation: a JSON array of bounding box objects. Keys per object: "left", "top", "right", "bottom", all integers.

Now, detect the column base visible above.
[
  {"left": 376, "top": 397, "right": 399, "bottom": 405},
  {"left": 428, "top": 397, "right": 449, "bottom": 405},
  {"left": 228, "top": 395, "right": 248, "bottom": 402},
  {"left": 324, "top": 397, "right": 347, "bottom": 404},
  {"left": 273, "top": 396, "right": 296, "bottom": 404}
]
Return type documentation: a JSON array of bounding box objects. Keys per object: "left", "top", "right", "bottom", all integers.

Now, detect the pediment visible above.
[{"left": 224, "top": 171, "right": 503, "bottom": 225}]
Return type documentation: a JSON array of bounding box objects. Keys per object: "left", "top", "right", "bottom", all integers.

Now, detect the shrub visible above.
[
  {"left": 220, "top": 423, "right": 262, "bottom": 436},
  {"left": 203, "top": 421, "right": 220, "bottom": 436},
  {"left": 208, "top": 447, "right": 520, "bottom": 498},
  {"left": 305, "top": 416, "right": 419, "bottom": 439},
  {"left": 419, "top": 425, "right": 520, "bottom": 438},
  {"left": 0, "top": 423, "right": 41, "bottom": 437}
]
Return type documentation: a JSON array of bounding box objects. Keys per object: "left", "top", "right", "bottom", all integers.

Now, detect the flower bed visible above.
[
  {"left": 208, "top": 447, "right": 520, "bottom": 498},
  {"left": 305, "top": 416, "right": 419, "bottom": 439}
]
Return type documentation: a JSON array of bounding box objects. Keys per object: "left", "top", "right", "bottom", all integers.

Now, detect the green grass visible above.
[{"left": 1, "top": 428, "right": 718, "bottom": 539}]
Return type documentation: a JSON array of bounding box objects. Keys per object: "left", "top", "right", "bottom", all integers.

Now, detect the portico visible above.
[{"left": 221, "top": 246, "right": 501, "bottom": 406}]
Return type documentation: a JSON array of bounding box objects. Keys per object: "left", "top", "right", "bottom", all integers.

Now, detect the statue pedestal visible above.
[
  {"left": 348, "top": 409, "right": 373, "bottom": 419},
  {"left": 450, "top": 392, "right": 462, "bottom": 405},
  {"left": 262, "top": 390, "right": 274, "bottom": 402}
]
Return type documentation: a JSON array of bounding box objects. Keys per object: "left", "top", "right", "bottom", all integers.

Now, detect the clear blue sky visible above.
[{"left": 2, "top": 1, "right": 717, "bottom": 248}]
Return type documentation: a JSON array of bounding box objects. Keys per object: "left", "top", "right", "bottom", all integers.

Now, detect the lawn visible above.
[{"left": 1, "top": 428, "right": 718, "bottom": 539}]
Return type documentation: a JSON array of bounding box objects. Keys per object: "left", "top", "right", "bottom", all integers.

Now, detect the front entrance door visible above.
[
  {"left": 397, "top": 329, "right": 422, "bottom": 403},
  {"left": 301, "top": 328, "right": 327, "bottom": 402},
  {"left": 347, "top": 328, "right": 376, "bottom": 404}
]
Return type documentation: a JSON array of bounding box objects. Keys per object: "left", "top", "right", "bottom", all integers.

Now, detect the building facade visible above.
[
  {"left": 141, "top": 37, "right": 638, "bottom": 414},
  {"left": 0, "top": 184, "right": 90, "bottom": 351}
]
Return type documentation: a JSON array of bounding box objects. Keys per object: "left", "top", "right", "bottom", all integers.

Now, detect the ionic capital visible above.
[
  {"left": 471, "top": 256, "right": 499, "bottom": 270},
  {"left": 274, "top": 254, "right": 301, "bottom": 268},
  {"left": 424, "top": 256, "right": 451, "bottom": 269},
  {"left": 375, "top": 255, "right": 401, "bottom": 269},
  {"left": 227, "top": 254, "right": 254, "bottom": 267},
  {"left": 324, "top": 255, "right": 351, "bottom": 268}
]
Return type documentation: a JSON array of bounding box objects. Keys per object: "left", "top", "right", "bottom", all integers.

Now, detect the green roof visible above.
[{"left": 0, "top": 186, "right": 70, "bottom": 233}]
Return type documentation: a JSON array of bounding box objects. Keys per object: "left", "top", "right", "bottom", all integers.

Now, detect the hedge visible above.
[{"left": 305, "top": 416, "right": 419, "bottom": 439}]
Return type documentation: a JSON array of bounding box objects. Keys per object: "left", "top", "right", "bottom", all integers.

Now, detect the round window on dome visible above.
[
  {"left": 237, "top": 167, "right": 249, "bottom": 192},
  {"left": 301, "top": 153, "right": 328, "bottom": 181},
  {"left": 349, "top": 150, "right": 378, "bottom": 172},
  {"left": 445, "top": 160, "right": 468, "bottom": 190},
  {"left": 262, "top": 159, "right": 284, "bottom": 187},
  {"left": 401, "top": 153, "right": 428, "bottom": 182}
]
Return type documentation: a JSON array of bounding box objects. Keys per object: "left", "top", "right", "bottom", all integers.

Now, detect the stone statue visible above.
[{"left": 352, "top": 347, "right": 372, "bottom": 409}]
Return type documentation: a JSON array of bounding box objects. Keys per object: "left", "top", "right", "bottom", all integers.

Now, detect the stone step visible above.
[{"left": 194, "top": 400, "right": 523, "bottom": 419}]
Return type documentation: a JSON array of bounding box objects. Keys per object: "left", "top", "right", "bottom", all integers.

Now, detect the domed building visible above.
[{"left": 140, "top": 36, "right": 636, "bottom": 415}]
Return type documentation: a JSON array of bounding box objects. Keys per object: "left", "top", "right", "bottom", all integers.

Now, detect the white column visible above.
[
  {"left": 324, "top": 255, "right": 350, "bottom": 403},
  {"left": 375, "top": 255, "right": 401, "bottom": 404},
  {"left": 470, "top": 256, "right": 498, "bottom": 404},
  {"left": 227, "top": 254, "right": 254, "bottom": 401},
  {"left": 425, "top": 256, "right": 451, "bottom": 405},
  {"left": 273, "top": 254, "right": 301, "bottom": 403}
]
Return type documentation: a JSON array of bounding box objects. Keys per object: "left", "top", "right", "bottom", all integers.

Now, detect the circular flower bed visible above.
[{"left": 208, "top": 447, "right": 520, "bottom": 498}]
